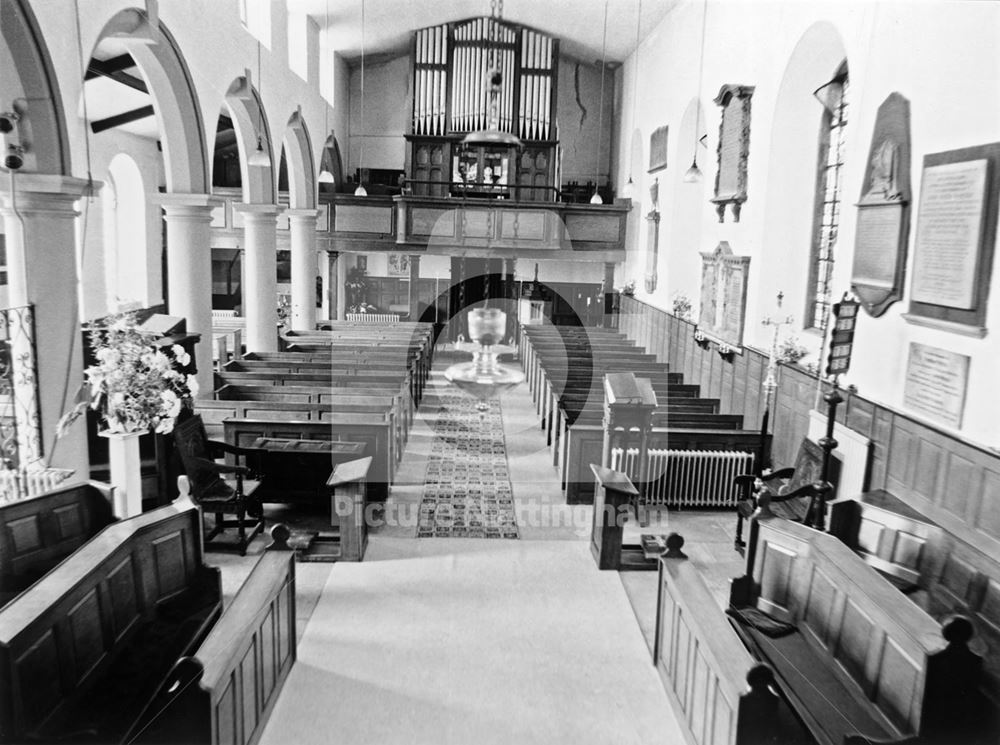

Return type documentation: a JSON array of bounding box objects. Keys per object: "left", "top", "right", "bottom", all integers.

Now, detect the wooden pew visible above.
[
  {"left": 0, "top": 481, "right": 114, "bottom": 607},
  {"left": 0, "top": 495, "right": 222, "bottom": 743},
  {"left": 728, "top": 515, "right": 997, "bottom": 745},
  {"left": 221, "top": 415, "right": 393, "bottom": 502},
  {"left": 124, "top": 525, "right": 296, "bottom": 745},
  {"left": 655, "top": 551, "right": 809, "bottom": 745}
]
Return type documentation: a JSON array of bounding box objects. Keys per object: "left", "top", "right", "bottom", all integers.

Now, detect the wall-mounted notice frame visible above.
[{"left": 904, "top": 142, "right": 1000, "bottom": 336}]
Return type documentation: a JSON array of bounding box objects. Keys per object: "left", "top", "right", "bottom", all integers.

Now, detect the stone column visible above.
[
  {"left": 234, "top": 204, "right": 282, "bottom": 352},
  {"left": 0, "top": 175, "right": 92, "bottom": 475},
  {"left": 286, "top": 208, "right": 318, "bottom": 330},
  {"left": 160, "top": 194, "right": 221, "bottom": 398},
  {"left": 408, "top": 254, "right": 421, "bottom": 320},
  {"left": 335, "top": 252, "right": 347, "bottom": 320}
]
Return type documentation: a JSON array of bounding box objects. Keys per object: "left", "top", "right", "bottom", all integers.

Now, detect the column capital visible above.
[
  {"left": 0, "top": 174, "right": 97, "bottom": 218},
  {"left": 285, "top": 208, "right": 319, "bottom": 219},
  {"left": 234, "top": 202, "right": 284, "bottom": 220},
  {"left": 159, "top": 192, "right": 224, "bottom": 210}
]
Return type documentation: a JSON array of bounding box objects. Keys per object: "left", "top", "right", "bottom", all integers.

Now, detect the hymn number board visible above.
[{"left": 826, "top": 296, "right": 859, "bottom": 377}]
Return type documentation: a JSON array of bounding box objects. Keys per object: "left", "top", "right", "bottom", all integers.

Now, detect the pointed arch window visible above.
[{"left": 806, "top": 63, "right": 848, "bottom": 330}]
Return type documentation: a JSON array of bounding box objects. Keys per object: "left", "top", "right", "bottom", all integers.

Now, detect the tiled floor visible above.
[{"left": 208, "top": 344, "right": 749, "bottom": 741}]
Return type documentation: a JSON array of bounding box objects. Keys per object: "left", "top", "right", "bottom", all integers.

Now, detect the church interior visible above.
[{"left": 1, "top": 0, "right": 1000, "bottom": 743}]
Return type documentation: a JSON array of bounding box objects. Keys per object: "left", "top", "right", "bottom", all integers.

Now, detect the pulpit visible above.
[{"left": 601, "top": 372, "right": 657, "bottom": 526}]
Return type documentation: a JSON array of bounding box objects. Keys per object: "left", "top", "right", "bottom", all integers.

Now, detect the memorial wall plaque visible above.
[
  {"left": 903, "top": 342, "right": 969, "bottom": 429},
  {"left": 711, "top": 84, "right": 754, "bottom": 223},
  {"left": 905, "top": 142, "right": 1000, "bottom": 334},
  {"left": 645, "top": 178, "right": 660, "bottom": 293},
  {"left": 911, "top": 159, "right": 987, "bottom": 309},
  {"left": 648, "top": 126, "right": 668, "bottom": 173},
  {"left": 697, "top": 242, "right": 750, "bottom": 350},
  {"left": 851, "top": 93, "right": 911, "bottom": 318}
]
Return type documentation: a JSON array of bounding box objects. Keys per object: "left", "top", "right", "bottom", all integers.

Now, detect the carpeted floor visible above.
[{"left": 417, "top": 392, "right": 519, "bottom": 539}]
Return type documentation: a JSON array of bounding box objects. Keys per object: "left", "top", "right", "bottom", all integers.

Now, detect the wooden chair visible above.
[
  {"left": 172, "top": 414, "right": 264, "bottom": 555},
  {"left": 734, "top": 437, "right": 842, "bottom": 544}
]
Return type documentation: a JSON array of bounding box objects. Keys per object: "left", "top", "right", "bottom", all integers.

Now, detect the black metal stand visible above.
[{"left": 804, "top": 384, "right": 844, "bottom": 531}]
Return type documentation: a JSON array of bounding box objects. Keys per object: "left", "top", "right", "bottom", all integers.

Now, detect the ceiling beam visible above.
[
  {"left": 85, "top": 53, "right": 136, "bottom": 79},
  {"left": 91, "top": 105, "right": 155, "bottom": 134},
  {"left": 86, "top": 55, "right": 148, "bottom": 94}
]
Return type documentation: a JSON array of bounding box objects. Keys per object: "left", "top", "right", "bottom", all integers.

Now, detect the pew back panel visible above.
[
  {"left": 0, "top": 497, "right": 221, "bottom": 742},
  {"left": 0, "top": 481, "right": 114, "bottom": 604}
]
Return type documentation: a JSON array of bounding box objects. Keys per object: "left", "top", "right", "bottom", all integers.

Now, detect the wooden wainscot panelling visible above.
[{"left": 333, "top": 203, "right": 394, "bottom": 235}]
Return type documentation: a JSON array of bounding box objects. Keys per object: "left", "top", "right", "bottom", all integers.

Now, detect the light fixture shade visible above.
[
  {"left": 621, "top": 177, "right": 634, "bottom": 200},
  {"left": 589, "top": 190, "right": 603, "bottom": 205},
  {"left": 354, "top": 183, "right": 368, "bottom": 197},
  {"left": 318, "top": 169, "right": 335, "bottom": 184},
  {"left": 683, "top": 158, "right": 702, "bottom": 183},
  {"left": 247, "top": 138, "right": 270, "bottom": 167}
]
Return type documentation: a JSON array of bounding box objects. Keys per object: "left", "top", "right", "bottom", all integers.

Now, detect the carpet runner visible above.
[{"left": 417, "top": 393, "right": 519, "bottom": 538}]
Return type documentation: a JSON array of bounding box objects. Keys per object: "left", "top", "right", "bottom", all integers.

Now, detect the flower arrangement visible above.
[
  {"left": 348, "top": 301, "right": 379, "bottom": 314},
  {"left": 777, "top": 335, "right": 810, "bottom": 365},
  {"left": 619, "top": 279, "right": 636, "bottom": 296},
  {"left": 672, "top": 292, "right": 693, "bottom": 321},
  {"left": 58, "top": 312, "right": 198, "bottom": 437}
]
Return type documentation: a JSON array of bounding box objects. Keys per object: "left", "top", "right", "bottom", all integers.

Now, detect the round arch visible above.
[
  {"left": 758, "top": 20, "right": 848, "bottom": 334},
  {"left": 282, "top": 110, "right": 316, "bottom": 209},
  {"left": 222, "top": 77, "right": 275, "bottom": 204},
  {"left": 91, "top": 9, "right": 208, "bottom": 193},
  {"left": 0, "top": 0, "right": 69, "bottom": 175},
  {"left": 666, "top": 97, "right": 706, "bottom": 311}
]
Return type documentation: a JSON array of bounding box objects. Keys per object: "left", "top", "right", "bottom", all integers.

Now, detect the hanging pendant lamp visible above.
[
  {"left": 247, "top": 40, "right": 270, "bottom": 167},
  {"left": 354, "top": 0, "right": 368, "bottom": 196}
]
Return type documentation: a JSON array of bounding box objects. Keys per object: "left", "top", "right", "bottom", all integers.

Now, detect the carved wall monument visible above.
[
  {"left": 711, "top": 84, "right": 754, "bottom": 223},
  {"left": 697, "top": 242, "right": 750, "bottom": 351},
  {"left": 851, "top": 93, "right": 912, "bottom": 317}
]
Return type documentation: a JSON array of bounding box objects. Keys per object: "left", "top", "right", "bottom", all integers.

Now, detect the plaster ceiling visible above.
[{"left": 290, "top": 0, "right": 681, "bottom": 64}]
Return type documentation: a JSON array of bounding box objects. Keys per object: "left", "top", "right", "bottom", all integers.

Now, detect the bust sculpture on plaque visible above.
[
  {"left": 696, "top": 242, "right": 750, "bottom": 352},
  {"left": 711, "top": 84, "right": 754, "bottom": 223},
  {"left": 850, "top": 92, "right": 912, "bottom": 318}
]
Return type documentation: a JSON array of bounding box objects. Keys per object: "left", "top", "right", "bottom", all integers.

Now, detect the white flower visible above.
[
  {"left": 171, "top": 344, "right": 191, "bottom": 367},
  {"left": 160, "top": 389, "right": 181, "bottom": 419},
  {"left": 96, "top": 347, "right": 120, "bottom": 366},
  {"left": 186, "top": 374, "right": 200, "bottom": 398}
]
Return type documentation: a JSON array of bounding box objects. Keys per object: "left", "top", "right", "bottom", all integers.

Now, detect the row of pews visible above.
[
  {"left": 0, "top": 480, "right": 295, "bottom": 744},
  {"left": 519, "top": 325, "right": 762, "bottom": 504},
  {"left": 654, "top": 497, "right": 1000, "bottom": 745},
  {"left": 197, "top": 321, "right": 435, "bottom": 503}
]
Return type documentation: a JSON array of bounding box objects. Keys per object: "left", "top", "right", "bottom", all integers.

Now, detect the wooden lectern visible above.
[
  {"left": 602, "top": 372, "right": 658, "bottom": 526},
  {"left": 590, "top": 464, "right": 638, "bottom": 570}
]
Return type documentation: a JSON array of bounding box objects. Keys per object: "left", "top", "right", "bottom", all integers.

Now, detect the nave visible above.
[{"left": 233, "top": 357, "right": 691, "bottom": 743}]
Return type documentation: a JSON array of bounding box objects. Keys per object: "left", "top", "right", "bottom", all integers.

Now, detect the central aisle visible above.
[
  {"left": 260, "top": 345, "right": 684, "bottom": 743},
  {"left": 259, "top": 538, "right": 680, "bottom": 745}
]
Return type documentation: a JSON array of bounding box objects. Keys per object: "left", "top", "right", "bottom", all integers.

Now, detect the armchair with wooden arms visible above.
[
  {"left": 172, "top": 414, "right": 265, "bottom": 555},
  {"left": 733, "top": 438, "right": 841, "bottom": 547}
]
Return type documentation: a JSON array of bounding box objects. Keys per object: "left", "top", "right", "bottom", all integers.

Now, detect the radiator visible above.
[
  {"left": 345, "top": 313, "right": 400, "bottom": 324},
  {"left": 611, "top": 448, "right": 755, "bottom": 508},
  {"left": 0, "top": 467, "right": 75, "bottom": 504}
]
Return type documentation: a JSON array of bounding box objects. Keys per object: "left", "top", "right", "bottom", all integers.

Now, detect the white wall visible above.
[{"left": 615, "top": 0, "right": 1000, "bottom": 448}]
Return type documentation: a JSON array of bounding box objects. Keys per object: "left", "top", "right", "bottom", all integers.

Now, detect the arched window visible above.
[{"left": 806, "top": 62, "right": 849, "bottom": 330}]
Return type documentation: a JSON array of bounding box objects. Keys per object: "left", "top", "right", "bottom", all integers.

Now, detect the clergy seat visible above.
[{"left": 172, "top": 414, "right": 264, "bottom": 555}]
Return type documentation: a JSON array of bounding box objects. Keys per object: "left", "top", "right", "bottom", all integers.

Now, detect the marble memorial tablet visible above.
[
  {"left": 903, "top": 342, "right": 969, "bottom": 428},
  {"left": 911, "top": 159, "right": 988, "bottom": 309}
]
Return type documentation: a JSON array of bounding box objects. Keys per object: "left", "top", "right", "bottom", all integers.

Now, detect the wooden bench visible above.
[
  {"left": 221, "top": 416, "right": 394, "bottom": 502},
  {"left": 728, "top": 514, "right": 997, "bottom": 744},
  {"left": 0, "top": 495, "right": 222, "bottom": 743},
  {"left": 123, "top": 526, "right": 296, "bottom": 745},
  {"left": 655, "top": 550, "right": 810, "bottom": 745},
  {"left": 0, "top": 480, "right": 114, "bottom": 607}
]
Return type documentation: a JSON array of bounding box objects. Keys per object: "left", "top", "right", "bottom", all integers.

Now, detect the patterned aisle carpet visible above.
[{"left": 417, "top": 393, "right": 519, "bottom": 538}]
